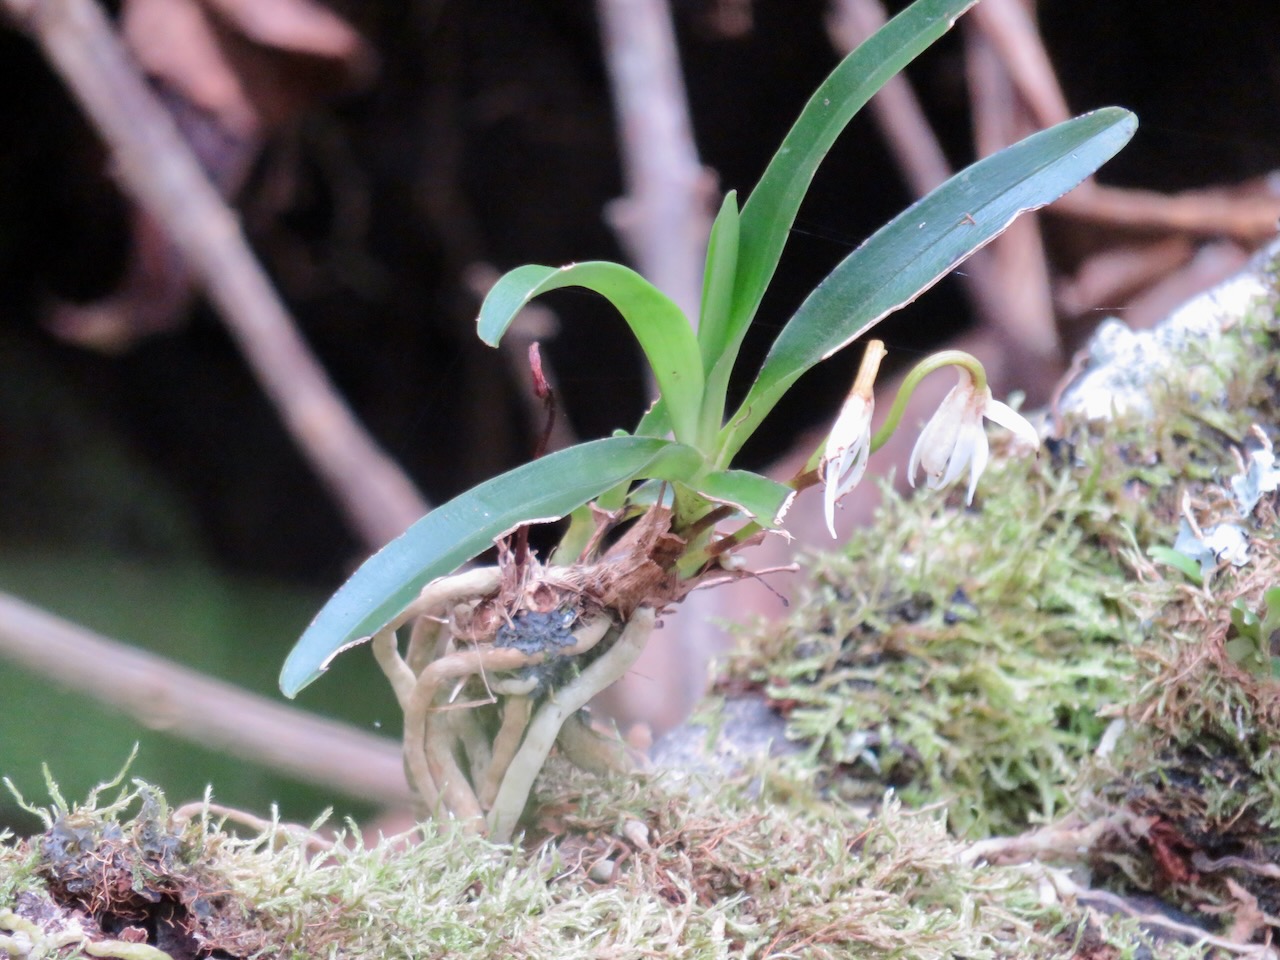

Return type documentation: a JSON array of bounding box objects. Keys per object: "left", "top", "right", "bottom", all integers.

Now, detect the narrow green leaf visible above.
[
  {"left": 634, "top": 398, "right": 672, "bottom": 438},
  {"left": 697, "top": 190, "right": 741, "bottom": 372},
  {"left": 695, "top": 469, "right": 794, "bottom": 525},
  {"left": 719, "top": 108, "right": 1138, "bottom": 462},
  {"left": 280, "top": 437, "right": 704, "bottom": 697},
  {"left": 725, "top": 0, "right": 978, "bottom": 368},
  {"left": 477, "top": 262, "right": 705, "bottom": 444}
]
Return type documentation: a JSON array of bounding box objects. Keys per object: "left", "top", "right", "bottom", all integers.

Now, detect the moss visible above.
[
  {"left": 727, "top": 269, "right": 1280, "bottom": 845},
  {"left": 728, "top": 441, "right": 1147, "bottom": 838},
  {"left": 1076, "top": 464, "right": 1280, "bottom": 930},
  {"left": 2, "top": 762, "right": 1205, "bottom": 959},
  {"left": 0, "top": 832, "right": 39, "bottom": 905}
]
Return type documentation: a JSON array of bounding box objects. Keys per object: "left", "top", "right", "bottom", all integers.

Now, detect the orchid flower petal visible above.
[{"left": 983, "top": 398, "right": 1041, "bottom": 449}]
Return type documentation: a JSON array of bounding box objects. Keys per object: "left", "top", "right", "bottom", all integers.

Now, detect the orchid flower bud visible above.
[{"left": 821, "top": 340, "right": 885, "bottom": 538}]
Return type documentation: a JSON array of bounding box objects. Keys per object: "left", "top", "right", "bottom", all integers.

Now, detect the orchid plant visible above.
[{"left": 279, "top": 0, "right": 1136, "bottom": 841}]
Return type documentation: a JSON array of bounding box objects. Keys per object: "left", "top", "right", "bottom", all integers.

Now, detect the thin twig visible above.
[
  {"left": 1055, "top": 182, "right": 1280, "bottom": 245},
  {"left": 1, "top": 0, "right": 428, "bottom": 548},
  {"left": 966, "top": 0, "right": 1280, "bottom": 244},
  {"left": 968, "top": 0, "right": 1070, "bottom": 128},
  {"left": 1040, "top": 865, "right": 1279, "bottom": 959},
  {"left": 826, "top": 0, "right": 1059, "bottom": 363},
  {"left": 959, "top": 814, "right": 1126, "bottom": 867},
  {"left": 825, "top": 0, "right": 951, "bottom": 197},
  {"left": 1055, "top": 236, "right": 1196, "bottom": 317},
  {"left": 964, "top": 13, "right": 1059, "bottom": 361},
  {"left": 0, "top": 591, "right": 410, "bottom": 806}
]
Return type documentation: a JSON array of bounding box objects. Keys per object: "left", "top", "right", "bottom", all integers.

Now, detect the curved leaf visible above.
[
  {"left": 281, "top": 437, "right": 704, "bottom": 697},
  {"left": 477, "top": 262, "right": 705, "bottom": 444},
  {"left": 718, "top": 107, "right": 1138, "bottom": 462}
]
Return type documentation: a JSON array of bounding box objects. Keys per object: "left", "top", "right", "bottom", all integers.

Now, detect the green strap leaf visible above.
[
  {"left": 695, "top": 469, "right": 794, "bottom": 525},
  {"left": 280, "top": 437, "right": 704, "bottom": 697},
  {"left": 718, "top": 107, "right": 1138, "bottom": 462},
  {"left": 696, "top": 190, "right": 741, "bottom": 372},
  {"left": 724, "top": 0, "right": 978, "bottom": 368},
  {"left": 477, "top": 262, "right": 705, "bottom": 444}
]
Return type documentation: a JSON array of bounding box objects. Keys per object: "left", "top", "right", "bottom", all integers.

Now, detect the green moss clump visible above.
[
  {"left": 732, "top": 443, "right": 1141, "bottom": 838},
  {"left": 0, "top": 832, "right": 38, "bottom": 906},
  {"left": 1078, "top": 469, "right": 1280, "bottom": 931},
  {"left": 728, "top": 274, "right": 1280, "bottom": 842}
]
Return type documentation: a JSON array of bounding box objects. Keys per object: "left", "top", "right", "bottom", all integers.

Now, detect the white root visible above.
[
  {"left": 478, "top": 695, "right": 533, "bottom": 809},
  {"left": 371, "top": 627, "right": 416, "bottom": 709},
  {"left": 402, "top": 614, "right": 613, "bottom": 823},
  {"left": 487, "top": 607, "right": 654, "bottom": 842}
]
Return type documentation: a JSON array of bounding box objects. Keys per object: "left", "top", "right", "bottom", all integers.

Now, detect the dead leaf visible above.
[{"left": 123, "top": 0, "right": 373, "bottom": 138}]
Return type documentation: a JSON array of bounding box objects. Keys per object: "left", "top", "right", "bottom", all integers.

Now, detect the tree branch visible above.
[
  {"left": 0, "top": 0, "right": 428, "bottom": 549},
  {"left": 0, "top": 591, "right": 411, "bottom": 806}
]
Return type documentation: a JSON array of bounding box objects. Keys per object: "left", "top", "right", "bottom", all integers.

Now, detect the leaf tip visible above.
[{"left": 277, "top": 662, "right": 312, "bottom": 699}]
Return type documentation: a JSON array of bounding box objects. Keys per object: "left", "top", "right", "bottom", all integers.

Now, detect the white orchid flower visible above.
[
  {"left": 822, "top": 389, "right": 873, "bottom": 538},
  {"left": 820, "top": 340, "right": 886, "bottom": 538},
  {"left": 908, "top": 370, "right": 1040, "bottom": 503}
]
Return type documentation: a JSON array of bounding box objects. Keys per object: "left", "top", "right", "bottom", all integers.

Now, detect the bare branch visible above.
[
  {"left": 1, "top": 0, "right": 428, "bottom": 548},
  {"left": 1055, "top": 181, "right": 1280, "bottom": 244},
  {"left": 968, "top": 0, "right": 1071, "bottom": 128},
  {"left": 826, "top": 0, "right": 1059, "bottom": 364},
  {"left": 825, "top": 0, "right": 951, "bottom": 197},
  {"left": 0, "top": 591, "right": 410, "bottom": 806},
  {"left": 964, "top": 14, "right": 1059, "bottom": 361}
]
